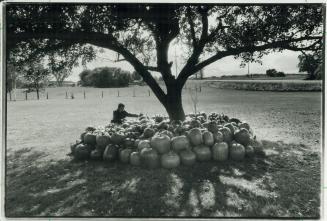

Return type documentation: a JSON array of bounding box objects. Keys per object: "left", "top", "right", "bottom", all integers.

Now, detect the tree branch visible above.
[
  {"left": 186, "top": 6, "right": 197, "bottom": 47},
  {"left": 178, "top": 36, "right": 322, "bottom": 82}
]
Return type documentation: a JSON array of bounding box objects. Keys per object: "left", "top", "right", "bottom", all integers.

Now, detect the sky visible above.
[{"left": 67, "top": 47, "right": 302, "bottom": 82}]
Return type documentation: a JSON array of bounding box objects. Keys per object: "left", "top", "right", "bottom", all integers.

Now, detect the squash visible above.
[
  {"left": 207, "top": 121, "right": 219, "bottom": 134},
  {"left": 203, "top": 131, "right": 214, "bottom": 147},
  {"left": 219, "top": 127, "right": 233, "bottom": 143},
  {"left": 143, "top": 127, "right": 155, "bottom": 138},
  {"left": 83, "top": 133, "right": 96, "bottom": 145},
  {"left": 137, "top": 140, "right": 151, "bottom": 151},
  {"left": 245, "top": 145, "right": 255, "bottom": 158},
  {"left": 234, "top": 128, "right": 251, "bottom": 146},
  {"left": 110, "top": 133, "right": 125, "bottom": 145},
  {"left": 189, "top": 119, "right": 201, "bottom": 128},
  {"left": 130, "top": 152, "right": 141, "bottom": 166},
  {"left": 96, "top": 135, "right": 110, "bottom": 147},
  {"left": 171, "top": 135, "right": 190, "bottom": 152},
  {"left": 212, "top": 142, "right": 229, "bottom": 161},
  {"left": 179, "top": 149, "right": 196, "bottom": 166},
  {"left": 140, "top": 147, "right": 160, "bottom": 169},
  {"left": 239, "top": 122, "right": 250, "bottom": 131},
  {"left": 161, "top": 151, "right": 180, "bottom": 169},
  {"left": 159, "top": 130, "right": 174, "bottom": 138},
  {"left": 119, "top": 148, "right": 133, "bottom": 163},
  {"left": 188, "top": 128, "right": 203, "bottom": 146},
  {"left": 213, "top": 131, "right": 224, "bottom": 143},
  {"left": 230, "top": 142, "right": 245, "bottom": 161},
  {"left": 150, "top": 134, "right": 171, "bottom": 154},
  {"left": 90, "top": 149, "right": 103, "bottom": 160},
  {"left": 193, "top": 145, "right": 211, "bottom": 162},
  {"left": 103, "top": 144, "right": 119, "bottom": 161},
  {"left": 74, "top": 144, "right": 91, "bottom": 160}
]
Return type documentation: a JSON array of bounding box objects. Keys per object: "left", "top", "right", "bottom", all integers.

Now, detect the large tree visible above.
[
  {"left": 7, "top": 4, "right": 323, "bottom": 120},
  {"left": 298, "top": 51, "right": 323, "bottom": 80}
]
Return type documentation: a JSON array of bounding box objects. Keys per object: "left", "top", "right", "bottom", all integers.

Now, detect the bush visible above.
[
  {"left": 79, "top": 67, "right": 132, "bottom": 87},
  {"left": 266, "top": 69, "right": 285, "bottom": 77}
]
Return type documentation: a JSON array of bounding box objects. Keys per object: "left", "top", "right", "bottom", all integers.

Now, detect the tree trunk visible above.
[
  {"left": 164, "top": 84, "right": 185, "bottom": 121},
  {"left": 36, "top": 88, "right": 39, "bottom": 100}
]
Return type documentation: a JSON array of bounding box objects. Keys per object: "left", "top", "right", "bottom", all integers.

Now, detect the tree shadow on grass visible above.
[{"left": 5, "top": 140, "right": 320, "bottom": 218}]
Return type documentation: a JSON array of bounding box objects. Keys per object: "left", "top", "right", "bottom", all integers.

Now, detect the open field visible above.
[{"left": 6, "top": 85, "right": 322, "bottom": 217}]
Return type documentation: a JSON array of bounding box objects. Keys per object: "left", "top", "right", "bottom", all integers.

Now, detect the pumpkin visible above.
[
  {"left": 224, "top": 123, "right": 236, "bottom": 135},
  {"left": 234, "top": 128, "right": 251, "bottom": 146},
  {"left": 188, "top": 128, "right": 203, "bottom": 146},
  {"left": 212, "top": 142, "right": 229, "bottom": 161},
  {"left": 245, "top": 145, "right": 255, "bottom": 158},
  {"left": 140, "top": 147, "right": 160, "bottom": 169},
  {"left": 96, "top": 135, "right": 110, "bottom": 147},
  {"left": 103, "top": 144, "right": 119, "bottom": 161},
  {"left": 229, "top": 118, "right": 241, "bottom": 124},
  {"left": 143, "top": 127, "right": 155, "bottom": 138},
  {"left": 179, "top": 149, "right": 196, "bottom": 166},
  {"left": 90, "top": 149, "right": 103, "bottom": 160},
  {"left": 119, "top": 148, "right": 133, "bottom": 163},
  {"left": 159, "top": 130, "right": 174, "bottom": 138},
  {"left": 207, "top": 121, "right": 219, "bottom": 134},
  {"left": 124, "top": 138, "right": 134, "bottom": 147},
  {"left": 249, "top": 138, "right": 265, "bottom": 156},
  {"left": 80, "top": 132, "right": 87, "bottom": 142},
  {"left": 173, "top": 125, "right": 186, "bottom": 136},
  {"left": 171, "top": 135, "right": 190, "bottom": 152},
  {"left": 83, "top": 133, "right": 96, "bottom": 145},
  {"left": 190, "top": 119, "right": 201, "bottom": 128},
  {"left": 213, "top": 131, "right": 224, "bottom": 143},
  {"left": 110, "top": 133, "right": 125, "bottom": 145},
  {"left": 239, "top": 122, "right": 250, "bottom": 131},
  {"left": 74, "top": 144, "right": 91, "bottom": 160},
  {"left": 85, "top": 126, "right": 96, "bottom": 132},
  {"left": 137, "top": 140, "right": 151, "bottom": 151},
  {"left": 203, "top": 131, "right": 214, "bottom": 147},
  {"left": 134, "top": 139, "right": 140, "bottom": 148},
  {"left": 161, "top": 151, "right": 180, "bottom": 169},
  {"left": 157, "top": 121, "right": 168, "bottom": 130},
  {"left": 150, "top": 134, "right": 171, "bottom": 154},
  {"left": 230, "top": 142, "right": 245, "bottom": 161},
  {"left": 193, "top": 145, "right": 211, "bottom": 162},
  {"left": 130, "top": 152, "right": 141, "bottom": 166},
  {"left": 219, "top": 127, "right": 233, "bottom": 143}
]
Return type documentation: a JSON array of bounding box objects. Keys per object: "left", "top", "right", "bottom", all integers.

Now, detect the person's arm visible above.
[{"left": 124, "top": 111, "right": 139, "bottom": 117}]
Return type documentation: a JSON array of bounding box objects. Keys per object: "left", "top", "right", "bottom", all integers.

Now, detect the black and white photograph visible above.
[{"left": 1, "top": 1, "right": 325, "bottom": 219}]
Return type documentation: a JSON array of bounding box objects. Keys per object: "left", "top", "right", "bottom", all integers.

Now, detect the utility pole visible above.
[{"left": 247, "top": 62, "right": 250, "bottom": 78}]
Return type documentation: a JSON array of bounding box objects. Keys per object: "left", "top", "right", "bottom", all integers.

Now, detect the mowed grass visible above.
[{"left": 6, "top": 84, "right": 322, "bottom": 218}]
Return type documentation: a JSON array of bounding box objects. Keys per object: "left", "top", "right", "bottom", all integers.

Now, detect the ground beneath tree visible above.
[{"left": 5, "top": 86, "right": 322, "bottom": 218}]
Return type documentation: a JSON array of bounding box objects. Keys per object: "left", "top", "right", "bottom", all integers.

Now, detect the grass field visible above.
[{"left": 5, "top": 84, "right": 322, "bottom": 218}]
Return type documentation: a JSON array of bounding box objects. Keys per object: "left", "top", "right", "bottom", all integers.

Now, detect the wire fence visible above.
[{"left": 6, "top": 83, "right": 204, "bottom": 102}]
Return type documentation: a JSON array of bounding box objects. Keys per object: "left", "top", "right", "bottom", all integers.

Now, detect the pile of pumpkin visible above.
[{"left": 69, "top": 113, "right": 264, "bottom": 169}]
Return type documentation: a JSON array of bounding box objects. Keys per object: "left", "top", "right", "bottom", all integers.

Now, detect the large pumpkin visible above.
[
  {"left": 110, "top": 133, "right": 125, "bottom": 145},
  {"left": 224, "top": 123, "right": 236, "bottom": 135},
  {"left": 193, "top": 145, "right": 211, "bottom": 162},
  {"left": 203, "top": 131, "right": 214, "bottom": 147},
  {"left": 239, "top": 122, "right": 250, "bottom": 131},
  {"left": 137, "top": 140, "right": 151, "bottom": 151},
  {"left": 171, "top": 135, "right": 190, "bottom": 152},
  {"left": 212, "top": 142, "right": 229, "bottom": 161},
  {"left": 130, "top": 152, "right": 141, "bottom": 166},
  {"left": 189, "top": 119, "right": 201, "bottom": 128},
  {"left": 188, "top": 128, "right": 203, "bottom": 146},
  {"left": 74, "top": 144, "right": 91, "bottom": 160},
  {"left": 96, "top": 135, "right": 110, "bottom": 147},
  {"left": 158, "top": 130, "right": 174, "bottom": 138},
  {"left": 140, "top": 147, "right": 160, "bottom": 169},
  {"left": 83, "top": 133, "right": 96, "bottom": 146},
  {"left": 161, "top": 151, "right": 180, "bottom": 169},
  {"left": 219, "top": 127, "right": 233, "bottom": 143},
  {"left": 179, "top": 149, "right": 196, "bottom": 166},
  {"left": 150, "top": 134, "right": 171, "bottom": 154},
  {"left": 119, "top": 148, "right": 133, "bottom": 163},
  {"left": 103, "top": 144, "right": 119, "bottom": 161},
  {"left": 234, "top": 128, "right": 251, "bottom": 146},
  {"left": 230, "top": 142, "right": 245, "bottom": 161}
]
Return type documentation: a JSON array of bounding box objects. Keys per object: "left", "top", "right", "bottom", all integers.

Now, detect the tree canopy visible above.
[{"left": 7, "top": 3, "right": 323, "bottom": 119}]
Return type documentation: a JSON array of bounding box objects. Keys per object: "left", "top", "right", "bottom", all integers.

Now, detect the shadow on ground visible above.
[{"left": 5, "top": 140, "right": 320, "bottom": 218}]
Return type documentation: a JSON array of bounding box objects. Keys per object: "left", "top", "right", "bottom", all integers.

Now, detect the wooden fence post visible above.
[
  {"left": 65, "top": 91, "right": 68, "bottom": 99},
  {"left": 101, "top": 91, "right": 103, "bottom": 98},
  {"left": 9, "top": 92, "right": 12, "bottom": 101},
  {"left": 46, "top": 92, "right": 48, "bottom": 99},
  {"left": 25, "top": 91, "right": 27, "bottom": 100}
]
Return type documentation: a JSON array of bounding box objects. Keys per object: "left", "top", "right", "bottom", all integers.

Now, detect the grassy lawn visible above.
[{"left": 5, "top": 85, "right": 322, "bottom": 218}]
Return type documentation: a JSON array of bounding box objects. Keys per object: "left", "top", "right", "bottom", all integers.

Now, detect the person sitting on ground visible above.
[{"left": 111, "top": 103, "right": 141, "bottom": 124}]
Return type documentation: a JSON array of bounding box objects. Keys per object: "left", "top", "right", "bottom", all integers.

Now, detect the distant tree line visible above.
[
  {"left": 266, "top": 69, "right": 286, "bottom": 77},
  {"left": 78, "top": 67, "right": 143, "bottom": 88}
]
